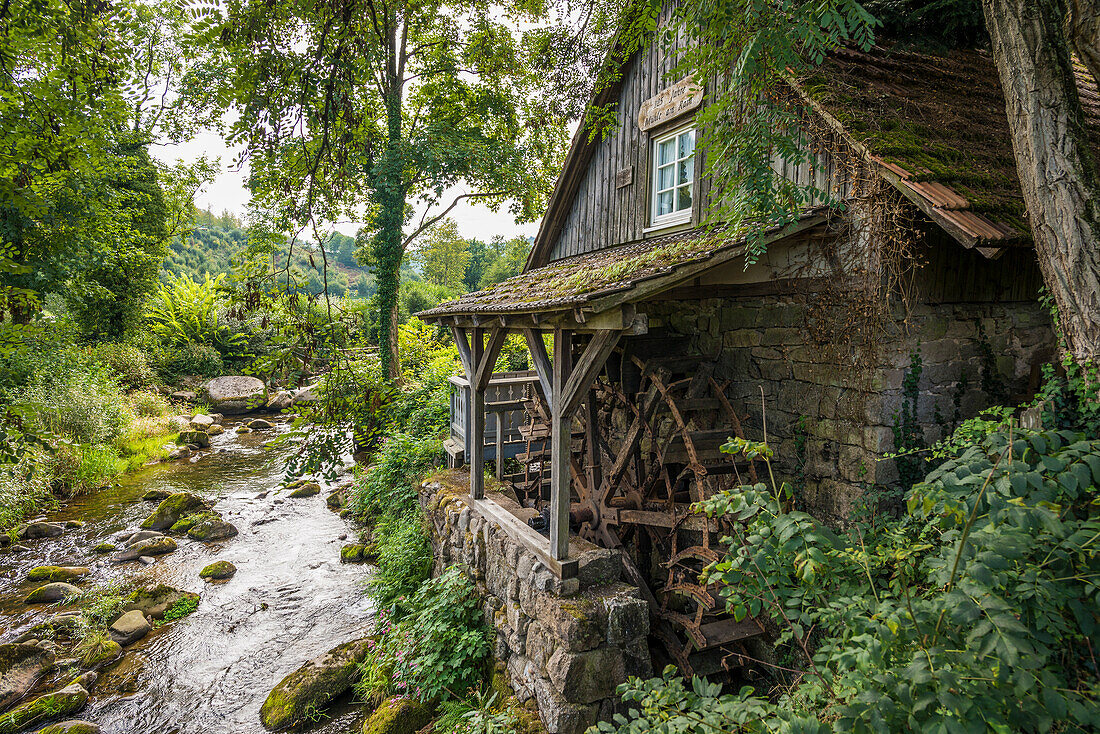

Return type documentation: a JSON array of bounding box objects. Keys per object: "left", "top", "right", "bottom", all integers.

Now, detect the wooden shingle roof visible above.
[
  {"left": 418, "top": 211, "right": 828, "bottom": 318},
  {"left": 797, "top": 45, "right": 1100, "bottom": 249}
]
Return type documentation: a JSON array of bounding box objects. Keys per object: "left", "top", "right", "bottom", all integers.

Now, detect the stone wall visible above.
[
  {"left": 641, "top": 290, "right": 1054, "bottom": 523},
  {"left": 419, "top": 474, "right": 652, "bottom": 734}
]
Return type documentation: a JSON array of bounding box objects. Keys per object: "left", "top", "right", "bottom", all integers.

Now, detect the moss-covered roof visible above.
[
  {"left": 418, "top": 212, "right": 827, "bottom": 318},
  {"left": 799, "top": 45, "right": 1100, "bottom": 246}
]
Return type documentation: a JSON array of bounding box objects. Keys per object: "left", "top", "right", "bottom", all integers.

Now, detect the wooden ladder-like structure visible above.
[{"left": 509, "top": 335, "right": 766, "bottom": 676}]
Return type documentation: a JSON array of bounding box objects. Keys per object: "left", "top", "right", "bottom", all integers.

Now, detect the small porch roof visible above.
[{"left": 416, "top": 210, "right": 830, "bottom": 325}]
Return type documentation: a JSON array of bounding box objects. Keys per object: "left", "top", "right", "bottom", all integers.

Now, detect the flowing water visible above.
[{"left": 0, "top": 419, "right": 373, "bottom": 734}]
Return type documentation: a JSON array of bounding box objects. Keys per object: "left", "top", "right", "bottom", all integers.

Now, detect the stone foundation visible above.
[{"left": 420, "top": 473, "right": 652, "bottom": 734}]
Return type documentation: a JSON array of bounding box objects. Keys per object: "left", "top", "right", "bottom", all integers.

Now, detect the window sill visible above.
[{"left": 643, "top": 217, "right": 693, "bottom": 235}]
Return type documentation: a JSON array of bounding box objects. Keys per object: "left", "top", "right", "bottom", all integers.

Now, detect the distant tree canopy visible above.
[{"left": 413, "top": 219, "right": 471, "bottom": 292}]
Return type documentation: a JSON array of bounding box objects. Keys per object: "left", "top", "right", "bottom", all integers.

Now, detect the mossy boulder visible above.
[
  {"left": 0, "top": 643, "right": 55, "bottom": 711},
  {"left": 259, "top": 638, "right": 372, "bottom": 731},
  {"left": 0, "top": 683, "right": 88, "bottom": 734},
  {"left": 142, "top": 489, "right": 171, "bottom": 502},
  {"left": 24, "top": 583, "right": 81, "bottom": 604},
  {"left": 199, "top": 561, "right": 237, "bottom": 581},
  {"left": 247, "top": 418, "right": 274, "bottom": 430},
  {"left": 288, "top": 483, "right": 321, "bottom": 498},
  {"left": 361, "top": 697, "right": 433, "bottom": 734},
  {"left": 177, "top": 430, "right": 211, "bottom": 449},
  {"left": 115, "top": 536, "right": 177, "bottom": 562},
  {"left": 187, "top": 517, "right": 238, "bottom": 542},
  {"left": 91, "top": 543, "right": 116, "bottom": 554},
  {"left": 124, "top": 584, "right": 200, "bottom": 620},
  {"left": 339, "top": 544, "right": 376, "bottom": 564},
  {"left": 325, "top": 489, "right": 348, "bottom": 511},
  {"left": 79, "top": 639, "right": 121, "bottom": 668},
  {"left": 207, "top": 424, "right": 225, "bottom": 436},
  {"left": 26, "top": 566, "right": 90, "bottom": 584},
  {"left": 34, "top": 720, "right": 102, "bottom": 734},
  {"left": 140, "top": 492, "right": 211, "bottom": 530}
]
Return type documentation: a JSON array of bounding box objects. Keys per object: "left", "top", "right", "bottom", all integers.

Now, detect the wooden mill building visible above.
[{"left": 418, "top": 33, "right": 1095, "bottom": 676}]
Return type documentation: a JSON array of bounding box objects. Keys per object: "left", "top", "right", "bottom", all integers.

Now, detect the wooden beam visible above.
[
  {"left": 452, "top": 326, "right": 474, "bottom": 380},
  {"left": 549, "top": 328, "right": 573, "bottom": 561},
  {"left": 470, "top": 328, "right": 485, "bottom": 500},
  {"left": 560, "top": 330, "right": 621, "bottom": 417},
  {"left": 469, "top": 497, "right": 579, "bottom": 579},
  {"left": 474, "top": 327, "right": 508, "bottom": 391},
  {"left": 524, "top": 328, "right": 554, "bottom": 411}
]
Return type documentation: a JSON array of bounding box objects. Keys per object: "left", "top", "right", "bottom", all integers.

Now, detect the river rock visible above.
[
  {"left": 201, "top": 376, "right": 266, "bottom": 414},
  {"left": 207, "top": 424, "right": 225, "bottom": 436},
  {"left": 78, "top": 639, "right": 121, "bottom": 667},
  {"left": 326, "top": 489, "right": 348, "bottom": 511},
  {"left": 115, "top": 536, "right": 177, "bottom": 562},
  {"left": 34, "top": 719, "right": 102, "bottom": 734},
  {"left": 124, "top": 530, "right": 163, "bottom": 546},
  {"left": 20, "top": 522, "right": 64, "bottom": 540},
  {"left": 26, "top": 566, "right": 90, "bottom": 584},
  {"left": 68, "top": 671, "right": 97, "bottom": 691},
  {"left": 235, "top": 426, "right": 252, "bottom": 434},
  {"left": 199, "top": 561, "right": 237, "bottom": 580},
  {"left": 0, "top": 643, "right": 55, "bottom": 711},
  {"left": 108, "top": 610, "right": 152, "bottom": 647},
  {"left": 247, "top": 418, "right": 274, "bottom": 430},
  {"left": 266, "top": 390, "right": 293, "bottom": 411},
  {"left": 259, "top": 638, "right": 373, "bottom": 731},
  {"left": 91, "top": 542, "right": 116, "bottom": 554},
  {"left": 124, "top": 584, "right": 199, "bottom": 620},
  {"left": 141, "top": 493, "right": 211, "bottom": 530},
  {"left": 288, "top": 483, "right": 321, "bottom": 498},
  {"left": 190, "top": 414, "right": 215, "bottom": 429},
  {"left": 187, "top": 517, "right": 238, "bottom": 542},
  {"left": 139, "top": 556, "right": 156, "bottom": 565},
  {"left": 290, "top": 383, "right": 321, "bottom": 406},
  {"left": 64, "top": 520, "right": 84, "bottom": 529},
  {"left": 361, "top": 697, "right": 433, "bottom": 734},
  {"left": 24, "top": 583, "right": 81, "bottom": 604},
  {"left": 0, "top": 683, "right": 88, "bottom": 734},
  {"left": 143, "top": 489, "right": 171, "bottom": 501},
  {"left": 177, "top": 430, "right": 210, "bottom": 449}
]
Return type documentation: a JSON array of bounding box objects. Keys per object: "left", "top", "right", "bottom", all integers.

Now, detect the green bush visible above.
[
  {"left": 598, "top": 427, "right": 1100, "bottom": 733},
  {"left": 18, "top": 366, "right": 129, "bottom": 444},
  {"left": 145, "top": 272, "right": 246, "bottom": 356},
  {"left": 350, "top": 432, "right": 443, "bottom": 520},
  {"left": 0, "top": 451, "right": 57, "bottom": 532},
  {"left": 89, "top": 342, "right": 157, "bottom": 389},
  {"left": 153, "top": 342, "right": 224, "bottom": 380},
  {"left": 367, "top": 567, "right": 493, "bottom": 702},
  {"left": 369, "top": 510, "right": 433, "bottom": 611},
  {"left": 45, "top": 443, "right": 120, "bottom": 494}
]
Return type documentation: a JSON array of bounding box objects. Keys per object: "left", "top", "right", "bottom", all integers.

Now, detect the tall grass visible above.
[{"left": 0, "top": 453, "right": 56, "bottom": 532}]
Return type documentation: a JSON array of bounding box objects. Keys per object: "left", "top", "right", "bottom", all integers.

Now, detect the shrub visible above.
[
  {"left": 46, "top": 443, "right": 120, "bottom": 494},
  {"left": 153, "top": 342, "right": 224, "bottom": 380},
  {"left": 18, "top": 366, "right": 129, "bottom": 444},
  {"left": 598, "top": 427, "right": 1100, "bottom": 733},
  {"left": 128, "top": 390, "right": 169, "bottom": 418},
  {"left": 90, "top": 343, "right": 157, "bottom": 389},
  {"left": 349, "top": 432, "right": 443, "bottom": 520},
  {"left": 0, "top": 451, "right": 56, "bottom": 532},
  {"left": 369, "top": 511, "right": 433, "bottom": 611},
  {"left": 369, "top": 567, "right": 493, "bottom": 702}
]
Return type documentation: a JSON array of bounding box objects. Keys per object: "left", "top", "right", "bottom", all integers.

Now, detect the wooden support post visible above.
[
  {"left": 550, "top": 328, "right": 573, "bottom": 561},
  {"left": 524, "top": 328, "right": 553, "bottom": 410},
  {"left": 495, "top": 412, "right": 504, "bottom": 481},
  {"left": 470, "top": 328, "right": 486, "bottom": 500}
]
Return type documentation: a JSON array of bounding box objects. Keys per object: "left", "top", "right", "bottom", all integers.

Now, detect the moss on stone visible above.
[
  {"left": 259, "top": 638, "right": 372, "bottom": 731},
  {"left": 0, "top": 684, "right": 88, "bottom": 734},
  {"left": 140, "top": 493, "right": 210, "bottom": 531},
  {"left": 91, "top": 543, "right": 116, "bottom": 554},
  {"left": 26, "top": 566, "right": 90, "bottom": 583},
  {"left": 199, "top": 561, "right": 237, "bottom": 581},
  {"left": 288, "top": 482, "right": 321, "bottom": 498},
  {"left": 361, "top": 697, "right": 433, "bottom": 734},
  {"left": 34, "top": 721, "right": 101, "bottom": 734}
]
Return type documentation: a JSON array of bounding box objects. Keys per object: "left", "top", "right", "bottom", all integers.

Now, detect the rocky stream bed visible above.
[{"left": 0, "top": 414, "right": 376, "bottom": 734}]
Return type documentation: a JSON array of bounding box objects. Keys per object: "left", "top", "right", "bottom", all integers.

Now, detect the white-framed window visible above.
[{"left": 650, "top": 126, "right": 695, "bottom": 227}]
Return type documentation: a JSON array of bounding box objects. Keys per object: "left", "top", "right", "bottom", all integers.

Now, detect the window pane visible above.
[
  {"left": 678, "top": 131, "right": 695, "bottom": 158},
  {"left": 677, "top": 185, "right": 692, "bottom": 211},
  {"left": 658, "top": 139, "right": 675, "bottom": 166},
  {"left": 657, "top": 190, "right": 673, "bottom": 216},
  {"left": 658, "top": 165, "right": 674, "bottom": 190},
  {"left": 678, "top": 158, "right": 693, "bottom": 185}
]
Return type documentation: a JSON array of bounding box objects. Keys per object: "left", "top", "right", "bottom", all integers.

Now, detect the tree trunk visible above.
[
  {"left": 373, "top": 19, "right": 405, "bottom": 382},
  {"left": 983, "top": 0, "right": 1100, "bottom": 361},
  {"left": 1067, "top": 0, "right": 1100, "bottom": 86}
]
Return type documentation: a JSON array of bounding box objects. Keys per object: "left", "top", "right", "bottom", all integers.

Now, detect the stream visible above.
[{"left": 0, "top": 417, "right": 373, "bottom": 734}]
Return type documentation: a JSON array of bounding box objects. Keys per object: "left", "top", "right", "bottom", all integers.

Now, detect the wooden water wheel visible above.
[{"left": 511, "top": 333, "right": 767, "bottom": 676}]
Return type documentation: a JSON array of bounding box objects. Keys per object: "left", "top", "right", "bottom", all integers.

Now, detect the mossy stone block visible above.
[{"left": 361, "top": 697, "right": 433, "bottom": 734}]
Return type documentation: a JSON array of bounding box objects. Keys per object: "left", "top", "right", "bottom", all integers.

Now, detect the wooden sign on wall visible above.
[{"left": 637, "top": 76, "right": 704, "bottom": 132}]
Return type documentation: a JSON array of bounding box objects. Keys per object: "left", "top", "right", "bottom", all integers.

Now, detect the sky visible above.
[{"left": 153, "top": 128, "right": 542, "bottom": 243}]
